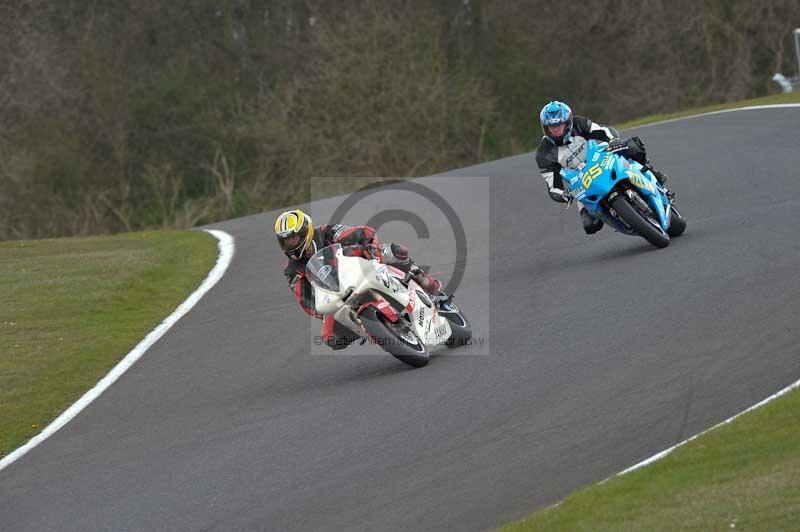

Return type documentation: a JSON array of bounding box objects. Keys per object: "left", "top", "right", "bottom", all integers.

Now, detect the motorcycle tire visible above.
[
  {"left": 667, "top": 205, "right": 687, "bottom": 237},
  {"left": 438, "top": 299, "right": 472, "bottom": 349},
  {"left": 360, "top": 306, "right": 430, "bottom": 368},
  {"left": 610, "top": 193, "right": 670, "bottom": 249}
]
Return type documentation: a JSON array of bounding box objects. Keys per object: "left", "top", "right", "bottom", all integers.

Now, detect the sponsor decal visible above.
[
  {"left": 581, "top": 164, "right": 603, "bottom": 188},
  {"left": 628, "top": 171, "right": 656, "bottom": 193},
  {"left": 375, "top": 264, "right": 400, "bottom": 292},
  {"left": 415, "top": 290, "right": 432, "bottom": 307},
  {"left": 406, "top": 291, "right": 416, "bottom": 313},
  {"left": 317, "top": 264, "right": 333, "bottom": 282},
  {"left": 417, "top": 306, "right": 425, "bottom": 327},
  {"left": 565, "top": 141, "right": 587, "bottom": 168}
]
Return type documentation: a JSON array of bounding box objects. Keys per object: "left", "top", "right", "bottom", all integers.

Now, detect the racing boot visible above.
[
  {"left": 651, "top": 169, "right": 675, "bottom": 199},
  {"left": 381, "top": 242, "right": 442, "bottom": 296},
  {"left": 580, "top": 207, "right": 603, "bottom": 235},
  {"left": 643, "top": 163, "right": 675, "bottom": 200},
  {"left": 321, "top": 315, "right": 359, "bottom": 350},
  {"left": 411, "top": 266, "right": 442, "bottom": 296},
  {"left": 645, "top": 165, "right": 668, "bottom": 185}
]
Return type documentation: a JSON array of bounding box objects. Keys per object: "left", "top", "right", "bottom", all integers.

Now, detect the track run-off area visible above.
[{"left": 2, "top": 105, "right": 800, "bottom": 531}]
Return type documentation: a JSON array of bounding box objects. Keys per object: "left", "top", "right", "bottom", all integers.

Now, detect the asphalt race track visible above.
[{"left": 2, "top": 108, "right": 800, "bottom": 531}]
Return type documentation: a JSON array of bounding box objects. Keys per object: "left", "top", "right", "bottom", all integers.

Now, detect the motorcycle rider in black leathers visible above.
[
  {"left": 275, "top": 209, "right": 442, "bottom": 350},
  {"left": 535, "top": 100, "right": 671, "bottom": 234}
]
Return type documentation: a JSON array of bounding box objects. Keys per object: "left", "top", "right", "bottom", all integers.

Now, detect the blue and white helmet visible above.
[{"left": 540, "top": 101, "right": 573, "bottom": 144}]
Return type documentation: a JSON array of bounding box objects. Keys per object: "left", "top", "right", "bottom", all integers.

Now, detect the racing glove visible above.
[
  {"left": 548, "top": 187, "right": 571, "bottom": 203},
  {"left": 363, "top": 242, "right": 383, "bottom": 261},
  {"left": 605, "top": 138, "right": 627, "bottom": 153}
]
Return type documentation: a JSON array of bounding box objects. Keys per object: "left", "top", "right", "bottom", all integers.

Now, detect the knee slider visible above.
[
  {"left": 584, "top": 221, "right": 603, "bottom": 234},
  {"left": 383, "top": 243, "right": 410, "bottom": 265},
  {"left": 625, "top": 136, "right": 648, "bottom": 165},
  {"left": 390, "top": 243, "right": 408, "bottom": 261}
]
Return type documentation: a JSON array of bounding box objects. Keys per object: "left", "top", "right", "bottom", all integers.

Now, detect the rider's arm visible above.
[
  {"left": 326, "top": 224, "right": 378, "bottom": 247},
  {"left": 535, "top": 143, "right": 569, "bottom": 203},
  {"left": 284, "top": 264, "right": 323, "bottom": 319},
  {"left": 327, "top": 224, "right": 382, "bottom": 259},
  {"left": 573, "top": 116, "right": 619, "bottom": 142}
]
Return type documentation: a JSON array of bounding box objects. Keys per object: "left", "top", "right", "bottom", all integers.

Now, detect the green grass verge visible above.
[
  {"left": 0, "top": 230, "right": 217, "bottom": 457},
  {"left": 615, "top": 91, "right": 800, "bottom": 130},
  {"left": 501, "top": 386, "right": 800, "bottom": 532},
  {"left": 502, "top": 92, "right": 800, "bottom": 530}
]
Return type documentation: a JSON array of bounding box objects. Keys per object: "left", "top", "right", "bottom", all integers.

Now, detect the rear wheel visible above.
[
  {"left": 360, "top": 306, "right": 429, "bottom": 368},
  {"left": 667, "top": 206, "right": 687, "bottom": 237},
  {"left": 609, "top": 193, "right": 670, "bottom": 249}
]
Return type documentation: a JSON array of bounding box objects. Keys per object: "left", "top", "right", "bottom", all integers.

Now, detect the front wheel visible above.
[
  {"left": 610, "top": 193, "right": 670, "bottom": 249},
  {"left": 667, "top": 205, "right": 687, "bottom": 237},
  {"left": 360, "top": 306, "right": 430, "bottom": 368},
  {"left": 438, "top": 298, "right": 472, "bottom": 349}
]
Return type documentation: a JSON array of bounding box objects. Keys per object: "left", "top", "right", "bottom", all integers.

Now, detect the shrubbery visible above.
[{"left": 0, "top": 0, "right": 796, "bottom": 239}]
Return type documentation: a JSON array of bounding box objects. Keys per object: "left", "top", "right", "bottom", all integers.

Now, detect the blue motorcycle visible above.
[{"left": 561, "top": 139, "right": 686, "bottom": 248}]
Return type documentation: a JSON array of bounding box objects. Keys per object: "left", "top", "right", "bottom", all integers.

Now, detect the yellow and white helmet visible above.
[{"left": 274, "top": 209, "right": 315, "bottom": 260}]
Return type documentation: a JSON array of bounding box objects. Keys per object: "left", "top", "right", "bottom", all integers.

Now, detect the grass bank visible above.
[
  {"left": 615, "top": 91, "right": 800, "bottom": 130},
  {"left": 502, "top": 91, "right": 800, "bottom": 530},
  {"left": 0, "top": 230, "right": 217, "bottom": 457},
  {"left": 501, "top": 387, "right": 800, "bottom": 531}
]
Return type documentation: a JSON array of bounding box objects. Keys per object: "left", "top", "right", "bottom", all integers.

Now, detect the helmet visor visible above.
[
  {"left": 277, "top": 224, "right": 310, "bottom": 256},
  {"left": 546, "top": 122, "right": 567, "bottom": 137}
]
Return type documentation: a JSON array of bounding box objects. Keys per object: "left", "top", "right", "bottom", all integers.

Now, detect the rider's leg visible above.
[
  {"left": 642, "top": 162, "right": 670, "bottom": 187},
  {"left": 622, "top": 137, "right": 671, "bottom": 187},
  {"left": 381, "top": 243, "right": 442, "bottom": 295},
  {"left": 320, "top": 315, "right": 359, "bottom": 350},
  {"left": 579, "top": 201, "right": 603, "bottom": 234},
  {"left": 644, "top": 164, "right": 675, "bottom": 201},
  {"left": 380, "top": 243, "right": 412, "bottom": 270}
]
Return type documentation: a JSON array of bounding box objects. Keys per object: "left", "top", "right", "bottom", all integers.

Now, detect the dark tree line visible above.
[{"left": 0, "top": 0, "right": 796, "bottom": 239}]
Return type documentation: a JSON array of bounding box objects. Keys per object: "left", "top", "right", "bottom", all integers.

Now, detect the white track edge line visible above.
[
  {"left": 604, "top": 102, "right": 800, "bottom": 478},
  {"left": 614, "top": 377, "right": 800, "bottom": 478},
  {"left": 0, "top": 228, "right": 235, "bottom": 473},
  {"left": 623, "top": 103, "right": 800, "bottom": 130},
  {"left": 537, "top": 101, "right": 800, "bottom": 507}
]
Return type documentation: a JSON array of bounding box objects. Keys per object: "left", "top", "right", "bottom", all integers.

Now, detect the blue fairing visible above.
[{"left": 560, "top": 140, "right": 672, "bottom": 235}]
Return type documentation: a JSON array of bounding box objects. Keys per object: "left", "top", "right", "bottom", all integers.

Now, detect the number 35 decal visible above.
[{"left": 581, "top": 164, "right": 602, "bottom": 188}]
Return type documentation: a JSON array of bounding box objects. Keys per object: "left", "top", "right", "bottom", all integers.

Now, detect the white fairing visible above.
[
  {"left": 313, "top": 285, "right": 343, "bottom": 316},
  {"left": 311, "top": 248, "right": 452, "bottom": 346},
  {"left": 407, "top": 286, "right": 452, "bottom": 345}
]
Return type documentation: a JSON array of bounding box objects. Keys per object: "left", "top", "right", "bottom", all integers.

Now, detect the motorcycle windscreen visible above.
[{"left": 305, "top": 243, "right": 341, "bottom": 292}]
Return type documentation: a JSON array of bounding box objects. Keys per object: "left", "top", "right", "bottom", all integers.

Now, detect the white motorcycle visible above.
[{"left": 306, "top": 243, "right": 472, "bottom": 367}]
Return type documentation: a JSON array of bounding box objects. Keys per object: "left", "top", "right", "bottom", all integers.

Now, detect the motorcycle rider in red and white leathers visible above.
[
  {"left": 536, "top": 100, "right": 671, "bottom": 234},
  {"left": 275, "top": 209, "right": 442, "bottom": 350}
]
